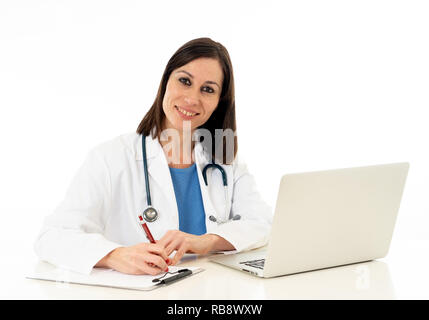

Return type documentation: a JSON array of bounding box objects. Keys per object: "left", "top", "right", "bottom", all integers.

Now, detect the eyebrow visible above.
[{"left": 175, "top": 70, "right": 221, "bottom": 90}]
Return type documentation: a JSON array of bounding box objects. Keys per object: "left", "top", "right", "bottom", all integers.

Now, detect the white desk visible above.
[{"left": 2, "top": 239, "right": 428, "bottom": 300}]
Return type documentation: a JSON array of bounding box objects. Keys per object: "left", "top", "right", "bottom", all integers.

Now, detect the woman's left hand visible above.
[{"left": 157, "top": 230, "right": 234, "bottom": 265}]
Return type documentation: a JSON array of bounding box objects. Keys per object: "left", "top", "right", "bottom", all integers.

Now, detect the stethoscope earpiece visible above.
[{"left": 209, "top": 214, "right": 241, "bottom": 223}]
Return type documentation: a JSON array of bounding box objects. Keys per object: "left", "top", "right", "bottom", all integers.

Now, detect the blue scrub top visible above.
[{"left": 169, "top": 163, "right": 207, "bottom": 235}]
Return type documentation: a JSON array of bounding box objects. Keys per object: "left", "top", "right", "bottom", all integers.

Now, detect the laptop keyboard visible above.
[{"left": 239, "top": 258, "right": 265, "bottom": 270}]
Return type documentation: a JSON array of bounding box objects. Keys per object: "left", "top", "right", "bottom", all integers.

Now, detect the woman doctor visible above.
[{"left": 34, "top": 37, "right": 272, "bottom": 275}]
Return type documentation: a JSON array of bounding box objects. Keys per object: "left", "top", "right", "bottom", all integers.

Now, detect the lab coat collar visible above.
[
  {"left": 133, "top": 132, "right": 211, "bottom": 168},
  {"left": 134, "top": 132, "right": 161, "bottom": 161}
]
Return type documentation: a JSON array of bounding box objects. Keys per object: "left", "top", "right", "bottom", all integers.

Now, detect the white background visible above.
[{"left": 0, "top": 0, "right": 428, "bottom": 299}]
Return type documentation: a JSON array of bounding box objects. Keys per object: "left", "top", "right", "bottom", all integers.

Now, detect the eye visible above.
[
  {"left": 202, "top": 86, "right": 215, "bottom": 94},
  {"left": 179, "top": 77, "right": 191, "bottom": 86}
]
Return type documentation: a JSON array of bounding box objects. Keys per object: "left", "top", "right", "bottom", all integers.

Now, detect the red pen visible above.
[
  {"left": 138, "top": 214, "right": 170, "bottom": 269},
  {"left": 138, "top": 214, "right": 155, "bottom": 243}
]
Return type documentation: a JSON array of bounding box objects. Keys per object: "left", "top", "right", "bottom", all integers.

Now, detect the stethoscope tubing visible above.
[{"left": 142, "top": 134, "right": 152, "bottom": 206}]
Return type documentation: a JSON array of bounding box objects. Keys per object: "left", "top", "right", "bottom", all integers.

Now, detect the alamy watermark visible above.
[{"left": 159, "top": 120, "right": 236, "bottom": 165}]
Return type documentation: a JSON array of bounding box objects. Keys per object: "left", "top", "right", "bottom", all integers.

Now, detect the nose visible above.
[
  {"left": 184, "top": 90, "right": 200, "bottom": 106},
  {"left": 184, "top": 96, "right": 198, "bottom": 106}
]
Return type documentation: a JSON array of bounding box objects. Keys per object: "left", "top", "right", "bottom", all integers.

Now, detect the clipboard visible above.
[{"left": 26, "top": 261, "right": 204, "bottom": 291}]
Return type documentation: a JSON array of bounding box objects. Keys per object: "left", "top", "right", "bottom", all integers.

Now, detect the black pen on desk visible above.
[{"left": 156, "top": 269, "right": 192, "bottom": 285}]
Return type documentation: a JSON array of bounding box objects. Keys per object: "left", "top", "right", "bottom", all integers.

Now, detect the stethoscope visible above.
[{"left": 140, "top": 135, "right": 241, "bottom": 224}]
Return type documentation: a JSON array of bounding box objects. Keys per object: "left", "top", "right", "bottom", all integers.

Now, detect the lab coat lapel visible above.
[{"left": 194, "top": 142, "right": 233, "bottom": 225}]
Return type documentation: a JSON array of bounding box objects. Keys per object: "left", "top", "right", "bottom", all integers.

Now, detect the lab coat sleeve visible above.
[
  {"left": 209, "top": 156, "right": 273, "bottom": 253},
  {"left": 33, "top": 148, "right": 122, "bottom": 275}
]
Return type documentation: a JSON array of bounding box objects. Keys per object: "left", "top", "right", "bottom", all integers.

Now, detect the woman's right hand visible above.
[{"left": 95, "top": 243, "right": 171, "bottom": 275}]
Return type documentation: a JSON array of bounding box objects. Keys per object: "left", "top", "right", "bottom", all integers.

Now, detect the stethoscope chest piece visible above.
[{"left": 143, "top": 206, "right": 158, "bottom": 223}]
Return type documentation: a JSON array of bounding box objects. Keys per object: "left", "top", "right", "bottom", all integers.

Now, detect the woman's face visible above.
[{"left": 162, "top": 57, "right": 224, "bottom": 133}]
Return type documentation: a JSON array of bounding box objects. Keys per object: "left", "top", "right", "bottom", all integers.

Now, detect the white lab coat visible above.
[{"left": 34, "top": 133, "right": 273, "bottom": 274}]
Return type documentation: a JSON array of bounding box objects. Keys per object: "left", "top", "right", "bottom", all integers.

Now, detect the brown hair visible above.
[{"left": 136, "top": 37, "right": 237, "bottom": 164}]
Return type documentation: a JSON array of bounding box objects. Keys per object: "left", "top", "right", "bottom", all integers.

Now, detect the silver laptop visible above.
[{"left": 209, "top": 162, "right": 409, "bottom": 278}]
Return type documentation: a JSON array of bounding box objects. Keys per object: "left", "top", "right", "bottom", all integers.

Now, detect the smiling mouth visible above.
[{"left": 175, "top": 105, "right": 199, "bottom": 117}]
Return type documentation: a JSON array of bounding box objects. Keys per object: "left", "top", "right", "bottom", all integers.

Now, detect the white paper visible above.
[{"left": 26, "top": 261, "right": 204, "bottom": 291}]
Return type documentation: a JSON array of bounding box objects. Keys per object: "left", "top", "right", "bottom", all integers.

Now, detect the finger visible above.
[
  {"left": 171, "top": 242, "right": 189, "bottom": 265},
  {"left": 165, "top": 237, "right": 184, "bottom": 257},
  {"left": 155, "top": 234, "right": 169, "bottom": 246},
  {"left": 127, "top": 256, "right": 163, "bottom": 275},
  {"left": 130, "top": 249, "right": 168, "bottom": 273},
  {"left": 147, "top": 244, "right": 169, "bottom": 261},
  {"left": 141, "top": 263, "right": 164, "bottom": 276},
  {"left": 136, "top": 243, "right": 169, "bottom": 265},
  {"left": 143, "top": 253, "right": 169, "bottom": 272},
  {"left": 156, "top": 230, "right": 177, "bottom": 248}
]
